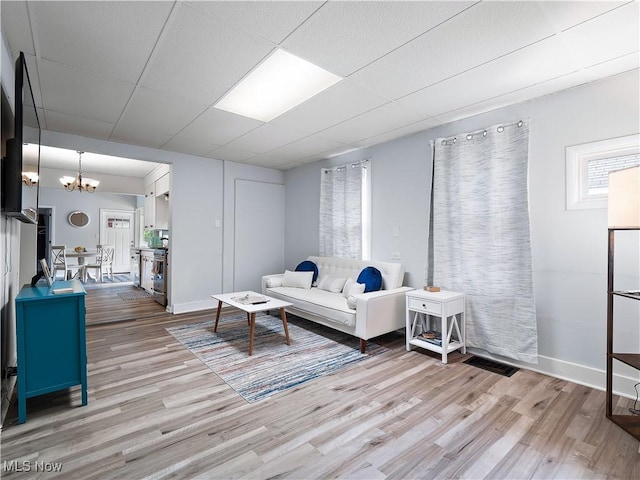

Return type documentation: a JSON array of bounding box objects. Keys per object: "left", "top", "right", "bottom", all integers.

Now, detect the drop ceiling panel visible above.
[
  {"left": 110, "top": 123, "right": 173, "bottom": 150},
  {"left": 31, "top": 1, "right": 174, "bottom": 84},
  {"left": 398, "top": 35, "right": 577, "bottom": 118},
  {"left": 319, "top": 102, "right": 429, "bottom": 145},
  {"left": 45, "top": 110, "right": 115, "bottom": 140},
  {"left": 267, "top": 134, "right": 346, "bottom": 162},
  {"left": 535, "top": 1, "right": 627, "bottom": 32},
  {"left": 226, "top": 123, "right": 310, "bottom": 154},
  {"left": 177, "top": 107, "right": 263, "bottom": 146},
  {"left": 38, "top": 59, "right": 135, "bottom": 123},
  {"left": 349, "top": 1, "right": 557, "bottom": 100},
  {"left": 208, "top": 144, "right": 258, "bottom": 163},
  {"left": 161, "top": 136, "right": 220, "bottom": 157},
  {"left": 432, "top": 61, "right": 640, "bottom": 127},
  {"left": 559, "top": 2, "right": 639, "bottom": 66},
  {"left": 282, "top": 0, "right": 475, "bottom": 76},
  {"left": 189, "top": 0, "right": 323, "bottom": 44},
  {"left": 141, "top": 2, "right": 274, "bottom": 106},
  {"left": 118, "top": 87, "right": 208, "bottom": 136},
  {"left": 270, "top": 80, "right": 390, "bottom": 135},
  {"left": 353, "top": 117, "right": 442, "bottom": 149},
  {"left": 1, "top": 2, "right": 35, "bottom": 56}
]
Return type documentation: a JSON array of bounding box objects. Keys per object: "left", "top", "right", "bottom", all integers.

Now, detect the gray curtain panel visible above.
[
  {"left": 319, "top": 163, "right": 363, "bottom": 259},
  {"left": 427, "top": 121, "right": 538, "bottom": 363}
]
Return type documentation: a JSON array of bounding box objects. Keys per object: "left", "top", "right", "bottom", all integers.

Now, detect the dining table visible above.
[{"left": 66, "top": 250, "right": 97, "bottom": 282}]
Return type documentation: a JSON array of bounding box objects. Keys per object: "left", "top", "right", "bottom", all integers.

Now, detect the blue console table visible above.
[{"left": 15, "top": 280, "right": 88, "bottom": 423}]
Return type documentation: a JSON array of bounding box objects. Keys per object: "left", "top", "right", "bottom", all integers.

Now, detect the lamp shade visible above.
[{"left": 607, "top": 165, "right": 640, "bottom": 228}]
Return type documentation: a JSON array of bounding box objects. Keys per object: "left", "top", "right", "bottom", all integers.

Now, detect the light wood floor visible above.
[{"left": 1, "top": 286, "right": 638, "bottom": 479}]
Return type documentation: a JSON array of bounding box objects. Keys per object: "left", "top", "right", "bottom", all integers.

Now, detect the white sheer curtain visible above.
[
  {"left": 427, "top": 120, "right": 538, "bottom": 363},
  {"left": 319, "top": 162, "right": 364, "bottom": 259}
]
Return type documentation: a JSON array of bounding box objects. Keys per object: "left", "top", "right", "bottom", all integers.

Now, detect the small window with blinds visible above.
[{"left": 566, "top": 134, "right": 640, "bottom": 210}]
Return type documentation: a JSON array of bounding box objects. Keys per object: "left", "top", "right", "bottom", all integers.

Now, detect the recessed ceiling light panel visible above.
[{"left": 214, "top": 49, "right": 342, "bottom": 122}]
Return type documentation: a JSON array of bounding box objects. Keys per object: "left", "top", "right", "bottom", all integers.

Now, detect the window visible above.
[{"left": 566, "top": 134, "right": 640, "bottom": 210}]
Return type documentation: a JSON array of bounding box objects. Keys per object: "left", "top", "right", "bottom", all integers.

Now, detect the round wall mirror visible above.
[{"left": 68, "top": 211, "right": 90, "bottom": 228}]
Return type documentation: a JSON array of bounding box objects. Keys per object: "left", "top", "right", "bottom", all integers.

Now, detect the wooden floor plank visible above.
[{"left": 1, "top": 284, "right": 638, "bottom": 479}]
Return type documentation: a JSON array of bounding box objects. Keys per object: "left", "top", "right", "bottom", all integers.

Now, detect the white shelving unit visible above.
[{"left": 405, "top": 289, "right": 465, "bottom": 364}]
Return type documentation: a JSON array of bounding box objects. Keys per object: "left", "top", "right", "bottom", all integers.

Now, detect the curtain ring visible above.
[
  {"left": 452, "top": 137, "right": 457, "bottom": 144},
  {"left": 441, "top": 140, "right": 447, "bottom": 146},
  {"left": 517, "top": 120, "right": 523, "bottom": 127},
  {"left": 466, "top": 134, "right": 473, "bottom": 140},
  {"left": 497, "top": 126, "right": 504, "bottom": 133},
  {"left": 483, "top": 130, "right": 487, "bottom": 137}
]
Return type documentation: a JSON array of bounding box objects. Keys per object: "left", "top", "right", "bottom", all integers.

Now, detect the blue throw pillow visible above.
[
  {"left": 357, "top": 266, "right": 382, "bottom": 293},
  {"left": 295, "top": 260, "right": 318, "bottom": 283}
]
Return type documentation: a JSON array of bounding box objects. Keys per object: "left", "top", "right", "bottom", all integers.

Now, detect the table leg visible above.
[
  {"left": 213, "top": 300, "right": 223, "bottom": 332},
  {"left": 249, "top": 313, "right": 256, "bottom": 356},
  {"left": 280, "top": 308, "right": 291, "bottom": 346},
  {"left": 441, "top": 315, "right": 448, "bottom": 364}
]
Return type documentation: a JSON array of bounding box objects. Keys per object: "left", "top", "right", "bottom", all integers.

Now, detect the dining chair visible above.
[
  {"left": 50, "top": 245, "right": 69, "bottom": 280},
  {"left": 84, "top": 245, "right": 114, "bottom": 282}
]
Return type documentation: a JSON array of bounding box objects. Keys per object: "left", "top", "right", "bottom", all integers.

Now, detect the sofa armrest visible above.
[
  {"left": 354, "top": 286, "right": 413, "bottom": 339},
  {"left": 262, "top": 273, "right": 284, "bottom": 294}
]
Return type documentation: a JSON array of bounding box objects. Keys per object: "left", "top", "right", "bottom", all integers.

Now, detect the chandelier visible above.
[
  {"left": 59, "top": 151, "right": 100, "bottom": 193},
  {"left": 21, "top": 171, "right": 38, "bottom": 187}
]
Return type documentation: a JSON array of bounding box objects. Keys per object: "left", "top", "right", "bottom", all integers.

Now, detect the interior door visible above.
[
  {"left": 100, "top": 209, "right": 134, "bottom": 273},
  {"left": 234, "top": 180, "right": 284, "bottom": 292}
]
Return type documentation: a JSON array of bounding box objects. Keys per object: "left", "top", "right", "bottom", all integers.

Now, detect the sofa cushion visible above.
[
  {"left": 295, "top": 260, "right": 319, "bottom": 283},
  {"left": 282, "top": 270, "right": 313, "bottom": 289},
  {"left": 266, "top": 276, "right": 283, "bottom": 288},
  {"left": 357, "top": 266, "right": 382, "bottom": 293},
  {"left": 317, "top": 275, "right": 347, "bottom": 293},
  {"left": 342, "top": 278, "right": 365, "bottom": 298},
  {"left": 267, "top": 286, "right": 356, "bottom": 327}
]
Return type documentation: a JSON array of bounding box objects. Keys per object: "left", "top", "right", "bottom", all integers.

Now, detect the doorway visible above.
[
  {"left": 37, "top": 207, "right": 52, "bottom": 273},
  {"left": 100, "top": 209, "right": 134, "bottom": 273}
]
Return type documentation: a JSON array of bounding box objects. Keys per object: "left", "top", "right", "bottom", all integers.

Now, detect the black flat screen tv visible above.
[{"left": 1, "top": 51, "right": 41, "bottom": 224}]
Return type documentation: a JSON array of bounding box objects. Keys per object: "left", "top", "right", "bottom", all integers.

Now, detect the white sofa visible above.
[{"left": 262, "top": 256, "right": 413, "bottom": 352}]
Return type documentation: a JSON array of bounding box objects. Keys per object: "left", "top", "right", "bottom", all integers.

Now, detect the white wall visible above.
[
  {"left": 39, "top": 187, "right": 138, "bottom": 247},
  {"left": 169, "top": 155, "right": 224, "bottom": 313},
  {"left": 284, "top": 69, "right": 640, "bottom": 396}
]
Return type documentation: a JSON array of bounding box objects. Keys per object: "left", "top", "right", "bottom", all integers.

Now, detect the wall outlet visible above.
[{"left": 391, "top": 252, "right": 400, "bottom": 259}]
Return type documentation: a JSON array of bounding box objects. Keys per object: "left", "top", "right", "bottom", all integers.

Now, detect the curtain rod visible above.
[
  {"left": 430, "top": 119, "right": 526, "bottom": 146},
  {"left": 322, "top": 158, "right": 370, "bottom": 173}
]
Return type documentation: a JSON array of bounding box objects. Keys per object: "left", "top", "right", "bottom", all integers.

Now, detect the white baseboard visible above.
[
  {"left": 170, "top": 298, "right": 217, "bottom": 314},
  {"left": 468, "top": 348, "right": 640, "bottom": 400}
]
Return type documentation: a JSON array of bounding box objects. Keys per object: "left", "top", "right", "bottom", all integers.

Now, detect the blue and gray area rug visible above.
[{"left": 166, "top": 313, "right": 388, "bottom": 403}]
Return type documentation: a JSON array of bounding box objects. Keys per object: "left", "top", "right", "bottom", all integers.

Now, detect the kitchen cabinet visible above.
[
  {"left": 156, "top": 173, "right": 170, "bottom": 196},
  {"left": 144, "top": 173, "right": 170, "bottom": 230},
  {"left": 144, "top": 182, "right": 156, "bottom": 229},
  {"left": 140, "top": 250, "right": 155, "bottom": 293},
  {"left": 155, "top": 195, "right": 169, "bottom": 230},
  {"left": 130, "top": 248, "right": 140, "bottom": 287}
]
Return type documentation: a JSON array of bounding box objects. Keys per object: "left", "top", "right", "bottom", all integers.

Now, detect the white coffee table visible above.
[{"left": 210, "top": 291, "right": 292, "bottom": 356}]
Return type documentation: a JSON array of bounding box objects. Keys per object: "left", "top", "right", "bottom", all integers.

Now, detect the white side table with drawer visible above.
[{"left": 405, "top": 289, "right": 465, "bottom": 364}]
